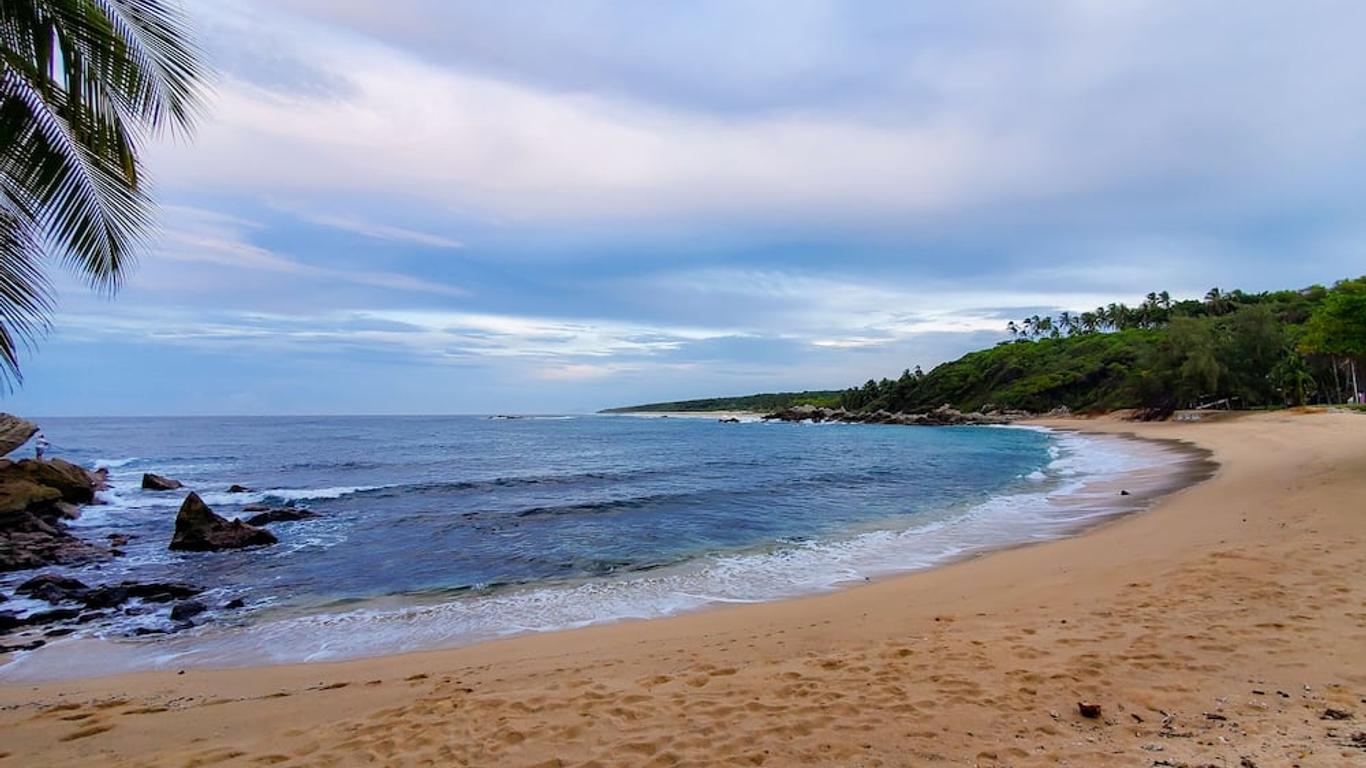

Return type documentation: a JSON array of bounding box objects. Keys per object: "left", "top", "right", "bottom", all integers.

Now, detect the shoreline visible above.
[
  {"left": 0, "top": 425, "right": 1208, "bottom": 681},
  {"left": 1, "top": 411, "right": 1362, "bottom": 766}
]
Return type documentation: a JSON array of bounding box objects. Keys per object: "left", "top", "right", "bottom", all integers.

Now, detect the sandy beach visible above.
[{"left": 1, "top": 410, "right": 1362, "bottom": 767}]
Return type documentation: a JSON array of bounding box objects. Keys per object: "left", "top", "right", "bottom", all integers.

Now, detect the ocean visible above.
[{"left": 0, "top": 414, "right": 1198, "bottom": 679}]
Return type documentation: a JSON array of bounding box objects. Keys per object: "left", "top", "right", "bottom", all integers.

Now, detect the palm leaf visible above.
[{"left": 0, "top": 0, "right": 204, "bottom": 387}]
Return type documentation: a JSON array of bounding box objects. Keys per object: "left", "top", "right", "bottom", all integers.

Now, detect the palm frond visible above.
[
  {"left": 0, "top": 197, "right": 53, "bottom": 389},
  {"left": 0, "top": 0, "right": 206, "bottom": 386}
]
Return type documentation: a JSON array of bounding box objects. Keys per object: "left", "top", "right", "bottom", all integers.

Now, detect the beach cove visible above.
[{"left": 0, "top": 410, "right": 1361, "bottom": 766}]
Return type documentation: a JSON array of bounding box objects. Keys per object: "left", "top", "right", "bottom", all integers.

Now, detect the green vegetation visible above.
[
  {"left": 601, "top": 390, "right": 841, "bottom": 414},
  {"left": 840, "top": 278, "right": 1365, "bottom": 416},
  {"left": 606, "top": 278, "right": 1365, "bottom": 418},
  {"left": 0, "top": 1, "right": 206, "bottom": 386}
]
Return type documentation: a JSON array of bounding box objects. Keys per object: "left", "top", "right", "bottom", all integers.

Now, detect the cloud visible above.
[
  {"left": 148, "top": 206, "right": 468, "bottom": 297},
  {"left": 285, "top": 208, "right": 465, "bottom": 249},
  {"left": 160, "top": 0, "right": 1366, "bottom": 230}
]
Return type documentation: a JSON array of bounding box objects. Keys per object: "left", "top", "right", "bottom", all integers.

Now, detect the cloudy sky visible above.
[{"left": 9, "top": 0, "right": 1366, "bottom": 415}]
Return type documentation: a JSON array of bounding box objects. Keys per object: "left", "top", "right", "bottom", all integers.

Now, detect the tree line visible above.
[{"left": 839, "top": 278, "right": 1366, "bottom": 415}]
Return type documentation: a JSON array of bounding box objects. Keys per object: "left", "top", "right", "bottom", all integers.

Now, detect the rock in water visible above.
[
  {"left": 244, "top": 508, "right": 320, "bottom": 527},
  {"left": 227, "top": 484, "right": 250, "bottom": 493},
  {"left": 169, "top": 600, "right": 207, "bottom": 622},
  {"left": 0, "top": 414, "right": 37, "bottom": 456},
  {"left": 142, "top": 473, "right": 183, "bottom": 491},
  {"left": 170, "top": 493, "right": 277, "bottom": 551}
]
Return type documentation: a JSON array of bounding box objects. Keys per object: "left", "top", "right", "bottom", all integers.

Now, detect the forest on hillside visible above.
[{"left": 837, "top": 277, "right": 1366, "bottom": 415}]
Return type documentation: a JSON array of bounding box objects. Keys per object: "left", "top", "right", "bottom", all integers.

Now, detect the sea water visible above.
[{"left": 0, "top": 414, "right": 1201, "bottom": 679}]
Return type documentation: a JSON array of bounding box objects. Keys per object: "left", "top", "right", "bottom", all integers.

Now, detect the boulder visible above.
[
  {"left": 123, "top": 581, "right": 202, "bottom": 603},
  {"left": 227, "top": 484, "right": 251, "bottom": 493},
  {"left": 0, "top": 480, "right": 62, "bottom": 516},
  {"left": 26, "top": 607, "right": 81, "bottom": 624},
  {"left": 169, "top": 600, "right": 207, "bottom": 622},
  {"left": 79, "top": 586, "right": 131, "bottom": 610},
  {"left": 142, "top": 473, "right": 183, "bottom": 491},
  {"left": 170, "top": 493, "right": 277, "bottom": 551},
  {"left": 0, "top": 517, "right": 108, "bottom": 572},
  {"left": 0, "top": 414, "right": 38, "bottom": 456},
  {"left": 16, "top": 573, "right": 89, "bottom": 603},
  {"left": 244, "top": 508, "right": 320, "bottom": 527},
  {"left": 18, "top": 459, "right": 103, "bottom": 503}
]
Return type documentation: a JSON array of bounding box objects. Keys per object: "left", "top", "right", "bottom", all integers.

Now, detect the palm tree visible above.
[
  {"left": 0, "top": 1, "right": 205, "bottom": 387},
  {"left": 1079, "top": 311, "right": 1098, "bottom": 334},
  {"left": 1058, "top": 311, "right": 1075, "bottom": 336},
  {"left": 1204, "top": 287, "right": 1231, "bottom": 316},
  {"left": 1005, "top": 320, "right": 1020, "bottom": 339}
]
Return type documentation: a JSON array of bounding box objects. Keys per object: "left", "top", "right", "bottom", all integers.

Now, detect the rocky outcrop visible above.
[
  {"left": 244, "top": 508, "right": 319, "bottom": 527},
  {"left": 0, "top": 458, "right": 104, "bottom": 511},
  {"left": 1, "top": 574, "right": 205, "bottom": 639},
  {"left": 0, "top": 456, "right": 111, "bottom": 572},
  {"left": 762, "top": 404, "right": 1028, "bottom": 426},
  {"left": 142, "top": 473, "right": 183, "bottom": 491},
  {"left": 170, "top": 493, "right": 277, "bottom": 551},
  {"left": 0, "top": 413, "right": 37, "bottom": 456},
  {"left": 14, "top": 573, "right": 202, "bottom": 610},
  {"left": 227, "top": 484, "right": 250, "bottom": 493}
]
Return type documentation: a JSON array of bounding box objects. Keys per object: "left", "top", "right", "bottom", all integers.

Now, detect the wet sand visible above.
[{"left": 1, "top": 410, "right": 1363, "bottom": 766}]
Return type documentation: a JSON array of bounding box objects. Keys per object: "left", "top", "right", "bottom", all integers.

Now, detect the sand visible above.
[{"left": 1, "top": 410, "right": 1363, "bottom": 767}]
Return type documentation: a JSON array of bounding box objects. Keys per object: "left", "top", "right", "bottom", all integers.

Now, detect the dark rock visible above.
[
  {"left": 131, "top": 627, "right": 165, "bottom": 636},
  {"left": 244, "top": 508, "right": 320, "bottom": 527},
  {"left": 0, "top": 522, "right": 108, "bottom": 572},
  {"left": 107, "top": 533, "right": 131, "bottom": 547},
  {"left": 170, "top": 493, "right": 277, "bottom": 551},
  {"left": 227, "top": 484, "right": 251, "bottom": 493},
  {"left": 718, "top": 417, "right": 741, "bottom": 423},
  {"left": 241, "top": 503, "right": 270, "bottom": 513},
  {"left": 223, "top": 598, "right": 245, "bottom": 610},
  {"left": 1323, "top": 708, "right": 1354, "bottom": 721},
  {"left": 0, "top": 611, "right": 19, "bottom": 632},
  {"left": 169, "top": 600, "right": 207, "bottom": 622},
  {"left": 1120, "top": 489, "right": 1131, "bottom": 496},
  {"left": 79, "top": 586, "right": 131, "bottom": 610},
  {"left": 142, "top": 473, "right": 183, "bottom": 491},
  {"left": 26, "top": 607, "right": 81, "bottom": 624},
  {"left": 17, "top": 572, "right": 89, "bottom": 598},
  {"left": 44, "top": 627, "right": 74, "bottom": 637},
  {"left": 123, "top": 581, "right": 202, "bottom": 603},
  {"left": 77, "top": 611, "right": 106, "bottom": 623},
  {"left": 0, "top": 591, "right": 5, "bottom": 602},
  {"left": 0, "top": 639, "right": 44, "bottom": 652},
  {"left": 761, "top": 403, "right": 1018, "bottom": 427},
  {"left": 1078, "top": 702, "right": 1102, "bottom": 719}
]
